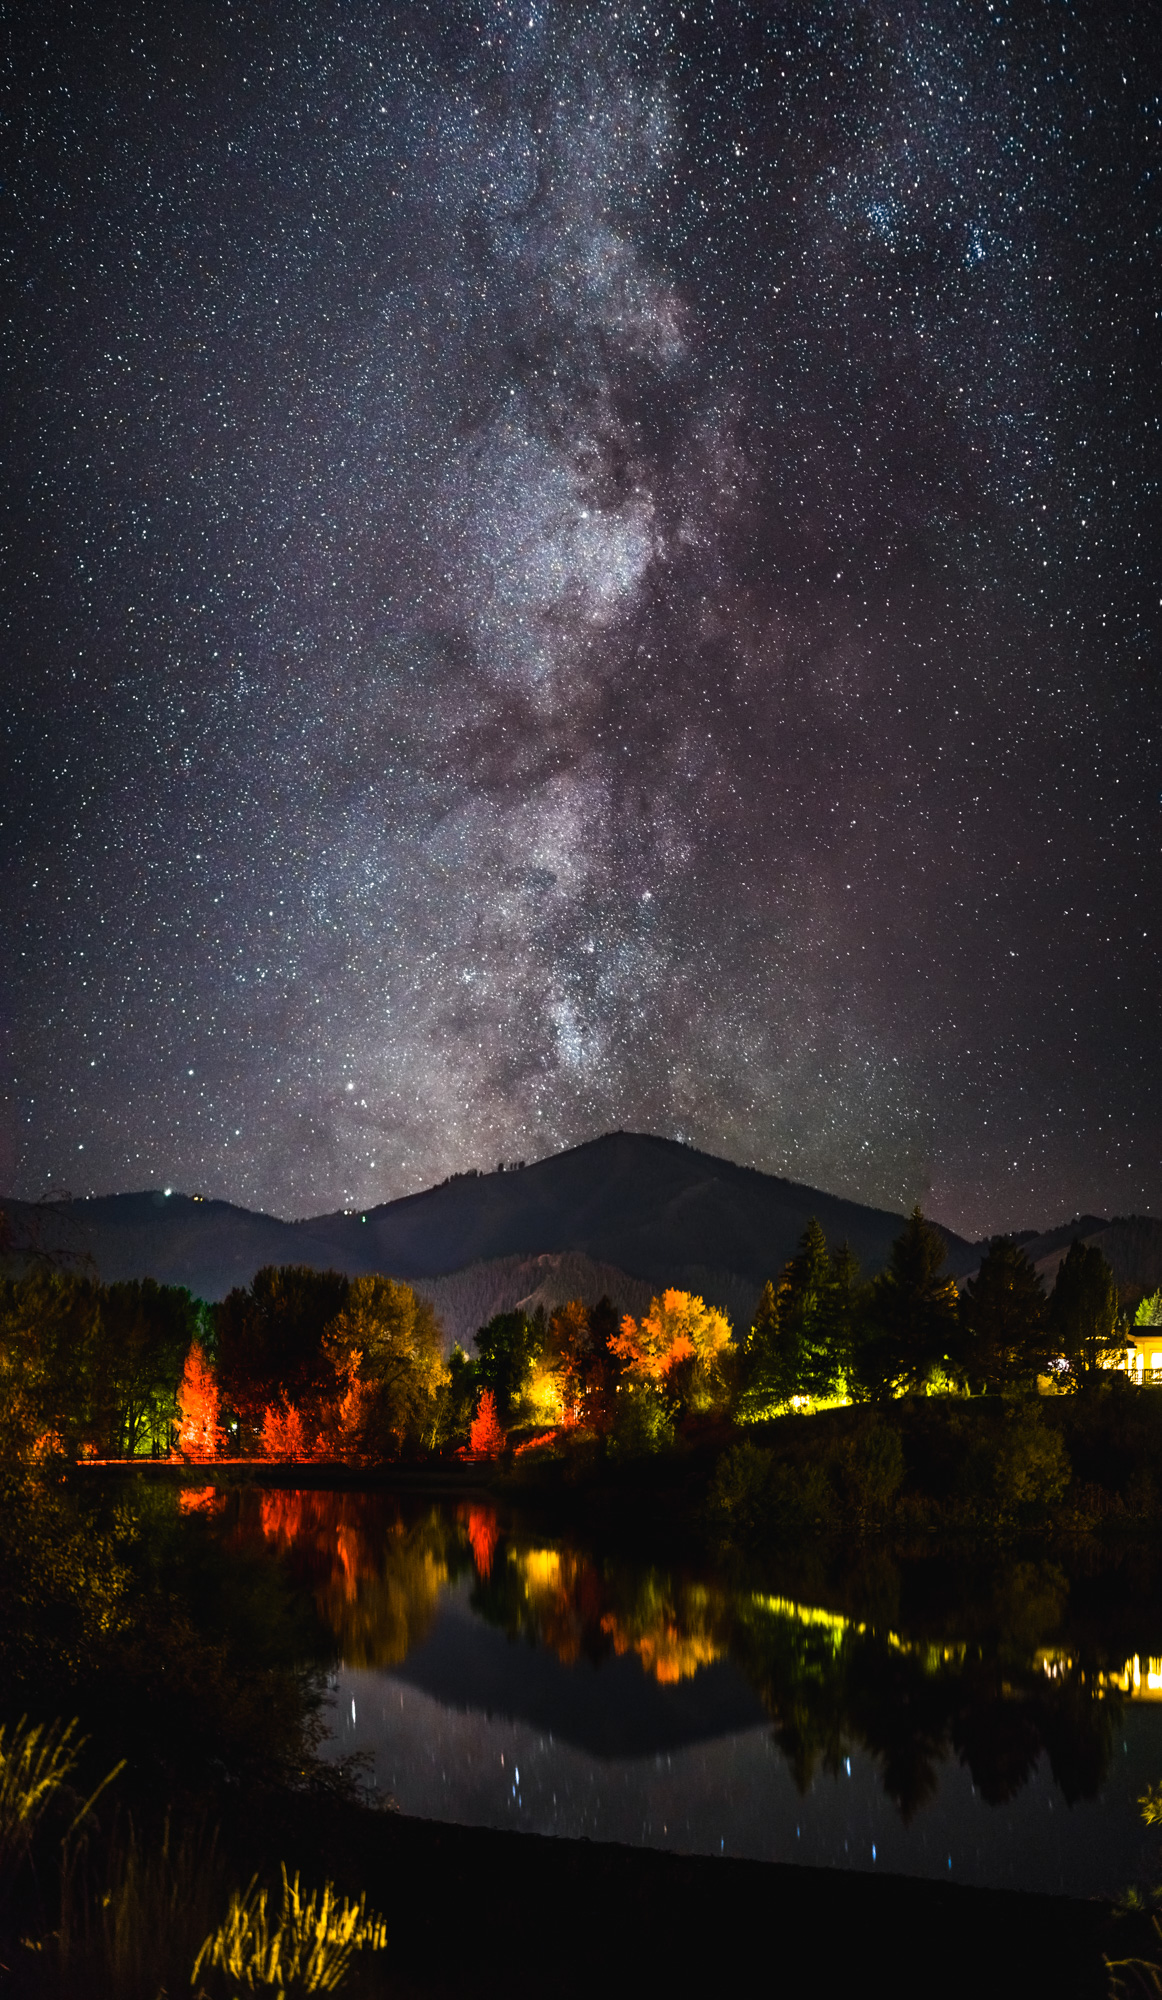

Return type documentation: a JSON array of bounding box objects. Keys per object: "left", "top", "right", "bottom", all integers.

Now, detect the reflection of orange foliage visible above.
[
  {"left": 261, "top": 1401, "right": 307, "bottom": 1459},
  {"left": 177, "top": 1341, "right": 223, "bottom": 1459},
  {"left": 468, "top": 1389, "right": 505, "bottom": 1457},
  {"left": 248, "top": 1487, "right": 448, "bottom": 1668},
  {"left": 465, "top": 1504, "right": 499, "bottom": 1578},
  {"left": 179, "top": 1485, "right": 221, "bottom": 1514},
  {"left": 260, "top": 1488, "right": 307, "bottom": 1542},
  {"left": 600, "top": 1612, "right": 722, "bottom": 1684}
]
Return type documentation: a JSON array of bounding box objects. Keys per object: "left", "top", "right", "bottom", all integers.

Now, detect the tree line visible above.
[
  {"left": 0, "top": 1210, "right": 1132, "bottom": 1466},
  {"left": 739, "top": 1211, "right": 1125, "bottom": 1414},
  {"left": 0, "top": 1265, "right": 448, "bottom": 1463}
]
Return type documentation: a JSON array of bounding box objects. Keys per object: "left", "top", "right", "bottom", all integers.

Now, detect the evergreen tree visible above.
[
  {"left": 1049, "top": 1240, "right": 1122, "bottom": 1388},
  {"left": 740, "top": 1279, "right": 788, "bottom": 1416},
  {"left": 439, "top": 1343, "right": 479, "bottom": 1445},
  {"left": 739, "top": 1223, "right": 857, "bottom": 1414},
  {"left": 854, "top": 1208, "right": 959, "bottom": 1399},
  {"left": 958, "top": 1238, "right": 1051, "bottom": 1392},
  {"left": 781, "top": 1219, "right": 849, "bottom": 1402}
]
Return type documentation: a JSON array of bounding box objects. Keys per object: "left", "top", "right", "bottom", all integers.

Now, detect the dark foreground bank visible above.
[{"left": 227, "top": 1792, "right": 1118, "bottom": 1999}]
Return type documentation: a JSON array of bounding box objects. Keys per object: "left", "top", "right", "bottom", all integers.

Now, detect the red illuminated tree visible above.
[
  {"left": 261, "top": 1401, "right": 307, "bottom": 1460},
  {"left": 176, "top": 1341, "right": 223, "bottom": 1460},
  {"left": 468, "top": 1388, "right": 505, "bottom": 1458}
]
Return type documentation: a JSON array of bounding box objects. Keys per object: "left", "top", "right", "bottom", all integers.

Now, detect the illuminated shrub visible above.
[
  {"left": 961, "top": 1407, "right": 1071, "bottom": 1517},
  {"left": 763, "top": 1457, "right": 837, "bottom": 1533},
  {"left": 706, "top": 1441, "right": 774, "bottom": 1537},
  {"left": 833, "top": 1424, "right": 905, "bottom": 1525},
  {"left": 709, "top": 1425, "right": 901, "bottom": 1540},
  {"left": 523, "top": 1364, "right": 566, "bottom": 1429}
]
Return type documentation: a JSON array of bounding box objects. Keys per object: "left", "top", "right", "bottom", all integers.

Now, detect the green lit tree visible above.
[
  {"left": 739, "top": 1280, "right": 786, "bottom": 1416},
  {"left": 438, "top": 1343, "right": 479, "bottom": 1447},
  {"left": 958, "top": 1238, "right": 1051, "bottom": 1393},
  {"left": 99, "top": 1278, "right": 201, "bottom": 1455},
  {"left": 473, "top": 1309, "right": 543, "bottom": 1424},
  {"left": 322, "top": 1274, "right": 448, "bottom": 1454},
  {"left": 853, "top": 1208, "right": 960, "bottom": 1400},
  {"left": 739, "top": 1223, "right": 859, "bottom": 1414}
]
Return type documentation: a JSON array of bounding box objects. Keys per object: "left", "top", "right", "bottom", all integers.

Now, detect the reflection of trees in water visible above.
[
  {"left": 233, "top": 1493, "right": 1126, "bottom": 1818},
  {"left": 472, "top": 1527, "right": 1124, "bottom": 1817},
  {"left": 241, "top": 1489, "right": 455, "bottom": 1670},
  {"left": 463, "top": 1504, "right": 499, "bottom": 1579},
  {"left": 466, "top": 1533, "right": 729, "bottom": 1683},
  {"left": 732, "top": 1572, "right": 1121, "bottom": 1821},
  {"left": 599, "top": 1577, "right": 723, "bottom": 1685},
  {"left": 471, "top": 1541, "right": 613, "bottom": 1669}
]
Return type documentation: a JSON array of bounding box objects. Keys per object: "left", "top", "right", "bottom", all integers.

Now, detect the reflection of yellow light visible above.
[
  {"left": 748, "top": 1592, "right": 848, "bottom": 1640},
  {"left": 1086, "top": 1655, "right": 1162, "bottom": 1701},
  {"left": 519, "top": 1548, "right": 562, "bottom": 1594}
]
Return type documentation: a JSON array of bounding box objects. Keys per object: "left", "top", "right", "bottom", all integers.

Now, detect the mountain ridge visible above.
[{"left": 1, "top": 1131, "right": 976, "bottom": 1302}]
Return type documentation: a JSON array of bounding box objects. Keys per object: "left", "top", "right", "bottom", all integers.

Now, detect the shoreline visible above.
[{"left": 238, "top": 1793, "right": 1120, "bottom": 1998}]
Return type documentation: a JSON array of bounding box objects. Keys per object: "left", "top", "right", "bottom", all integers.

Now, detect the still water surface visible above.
[{"left": 225, "top": 1486, "right": 1162, "bottom": 1896}]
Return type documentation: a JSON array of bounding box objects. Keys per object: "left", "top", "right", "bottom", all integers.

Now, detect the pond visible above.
[{"left": 217, "top": 1485, "right": 1162, "bottom": 1897}]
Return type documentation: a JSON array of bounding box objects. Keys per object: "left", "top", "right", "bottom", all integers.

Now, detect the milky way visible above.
[{"left": 3, "top": 1, "right": 1159, "bottom": 1234}]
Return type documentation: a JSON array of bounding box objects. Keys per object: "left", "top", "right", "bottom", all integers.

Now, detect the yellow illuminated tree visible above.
[{"left": 322, "top": 1276, "right": 448, "bottom": 1453}]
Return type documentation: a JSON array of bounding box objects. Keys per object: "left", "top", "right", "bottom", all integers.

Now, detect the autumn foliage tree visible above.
[
  {"left": 261, "top": 1400, "right": 307, "bottom": 1460},
  {"left": 322, "top": 1275, "right": 449, "bottom": 1455},
  {"left": 611, "top": 1290, "right": 734, "bottom": 1415},
  {"left": 468, "top": 1389, "right": 506, "bottom": 1457},
  {"left": 176, "top": 1340, "right": 223, "bottom": 1460}
]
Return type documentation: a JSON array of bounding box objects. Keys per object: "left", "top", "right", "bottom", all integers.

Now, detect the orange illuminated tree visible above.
[
  {"left": 261, "top": 1401, "right": 307, "bottom": 1460},
  {"left": 468, "top": 1388, "right": 505, "bottom": 1458},
  {"left": 176, "top": 1340, "right": 223, "bottom": 1459},
  {"left": 611, "top": 1289, "right": 734, "bottom": 1412}
]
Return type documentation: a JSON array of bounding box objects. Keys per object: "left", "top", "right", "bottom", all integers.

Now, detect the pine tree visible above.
[
  {"left": 176, "top": 1340, "right": 222, "bottom": 1460},
  {"left": 468, "top": 1388, "right": 506, "bottom": 1457},
  {"left": 1049, "top": 1240, "right": 1122, "bottom": 1387},
  {"left": 741, "top": 1223, "right": 857, "bottom": 1414},
  {"left": 959, "top": 1238, "right": 1050, "bottom": 1391},
  {"left": 854, "top": 1209, "right": 959, "bottom": 1399}
]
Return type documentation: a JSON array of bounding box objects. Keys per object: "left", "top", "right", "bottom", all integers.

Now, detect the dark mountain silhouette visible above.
[
  {"left": 0, "top": 1130, "right": 977, "bottom": 1304},
  {"left": 1024, "top": 1215, "right": 1162, "bottom": 1296},
  {"left": 952, "top": 1216, "right": 1162, "bottom": 1301},
  {"left": 307, "top": 1133, "right": 977, "bottom": 1289}
]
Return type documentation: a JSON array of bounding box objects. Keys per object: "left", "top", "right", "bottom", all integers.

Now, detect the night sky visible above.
[{"left": 3, "top": 1, "right": 1159, "bottom": 1236}]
